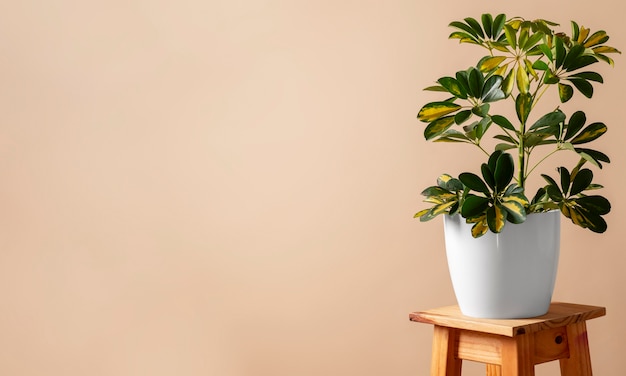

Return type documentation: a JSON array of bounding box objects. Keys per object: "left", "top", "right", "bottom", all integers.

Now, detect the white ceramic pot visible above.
[{"left": 443, "top": 210, "right": 560, "bottom": 319}]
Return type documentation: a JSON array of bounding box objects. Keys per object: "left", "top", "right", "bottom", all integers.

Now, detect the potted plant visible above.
[{"left": 414, "top": 14, "right": 620, "bottom": 318}]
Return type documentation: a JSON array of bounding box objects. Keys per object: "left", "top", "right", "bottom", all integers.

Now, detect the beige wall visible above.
[{"left": 1, "top": 1, "right": 625, "bottom": 375}]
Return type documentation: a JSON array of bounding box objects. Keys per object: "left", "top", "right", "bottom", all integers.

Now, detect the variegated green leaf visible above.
[
  {"left": 524, "top": 58, "right": 538, "bottom": 80},
  {"left": 570, "top": 122, "right": 607, "bottom": 144},
  {"left": 501, "top": 69, "right": 515, "bottom": 97},
  {"left": 487, "top": 204, "right": 506, "bottom": 233},
  {"left": 500, "top": 200, "right": 526, "bottom": 223},
  {"left": 558, "top": 83, "right": 574, "bottom": 103},
  {"left": 592, "top": 46, "right": 621, "bottom": 54},
  {"left": 449, "top": 31, "right": 480, "bottom": 44},
  {"left": 431, "top": 200, "right": 458, "bottom": 215},
  {"left": 504, "top": 24, "right": 517, "bottom": 49},
  {"left": 438, "top": 77, "right": 467, "bottom": 98},
  {"left": 424, "top": 116, "right": 456, "bottom": 140},
  {"left": 471, "top": 217, "right": 489, "bottom": 238},
  {"left": 516, "top": 64, "right": 529, "bottom": 93},
  {"left": 584, "top": 30, "right": 609, "bottom": 48},
  {"left": 479, "top": 56, "right": 507, "bottom": 72},
  {"left": 414, "top": 208, "right": 431, "bottom": 218},
  {"left": 577, "top": 26, "right": 590, "bottom": 44},
  {"left": 515, "top": 93, "right": 532, "bottom": 124},
  {"left": 417, "top": 102, "right": 461, "bottom": 122}
]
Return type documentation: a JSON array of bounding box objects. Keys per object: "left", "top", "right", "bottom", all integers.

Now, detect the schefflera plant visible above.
[{"left": 414, "top": 14, "right": 620, "bottom": 237}]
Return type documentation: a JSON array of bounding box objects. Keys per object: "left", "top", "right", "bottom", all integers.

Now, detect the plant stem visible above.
[{"left": 525, "top": 147, "right": 561, "bottom": 178}]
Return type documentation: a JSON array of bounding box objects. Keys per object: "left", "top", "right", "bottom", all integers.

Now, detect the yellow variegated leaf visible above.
[
  {"left": 500, "top": 201, "right": 526, "bottom": 222},
  {"left": 560, "top": 205, "right": 571, "bottom": 219},
  {"left": 431, "top": 201, "right": 458, "bottom": 215},
  {"left": 508, "top": 19, "right": 522, "bottom": 30},
  {"left": 584, "top": 30, "right": 608, "bottom": 48},
  {"left": 424, "top": 197, "right": 445, "bottom": 204},
  {"left": 480, "top": 56, "right": 507, "bottom": 72},
  {"left": 437, "top": 174, "right": 453, "bottom": 186},
  {"left": 524, "top": 58, "right": 538, "bottom": 80},
  {"left": 502, "top": 195, "right": 529, "bottom": 206},
  {"left": 493, "top": 65, "right": 508, "bottom": 77},
  {"left": 417, "top": 102, "right": 461, "bottom": 122},
  {"left": 471, "top": 218, "right": 489, "bottom": 238},
  {"left": 490, "top": 205, "right": 506, "bottom": 232},
  {"left": 516, "top": 64, "right": 529, "bottom": 94},
  {"left": 593, "top": 46, "right": 621, "bottom": 54},
  {"left": 502, "top": 69, "right": 515, "bottom": 96},
  {"left": 414, "top": 209, "right": 431, "bottom": 218},
  {"left": 577, "top": 26, "right": 590, "bottom": 44},
  {"left": 569, "top": 207, "right": 586, "bottom": 227}
]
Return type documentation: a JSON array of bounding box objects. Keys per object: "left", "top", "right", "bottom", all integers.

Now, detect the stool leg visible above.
[
  {"left": 559, "top": 321, "right": 593, "bottom": 376},
  {"left": 430, "top": 325, "right": 462, "bottom": 376},
  {"left": 500, "top": 333, "right": 535, "bottom": 376}
]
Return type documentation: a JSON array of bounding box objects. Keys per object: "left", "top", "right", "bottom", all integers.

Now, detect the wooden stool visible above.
[{"left": 409, "top": 302, "right": 605, "bottom": 375}]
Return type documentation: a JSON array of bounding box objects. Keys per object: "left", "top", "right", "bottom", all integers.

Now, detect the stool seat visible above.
[{"left": 409, "top": 302, "right": 605, "bottom": 375}]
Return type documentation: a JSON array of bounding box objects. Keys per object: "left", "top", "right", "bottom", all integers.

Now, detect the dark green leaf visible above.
[
  {"left": 529, "top": 110, "right": 566, "bottom": 130},
  {"left": 569, "top": 78, "right": 594, "bottom": 98},
  {"left": 468, "top": 68, "right": 484, "bottom": 98},
  {"left": 463, "top": 17, "right": 485, "bottom": 38},
  {"left": 454, "top": 109, "right": 472, "bottom": 125},
  {"left": 546, "top": 185, "right": 563, "bottom": 201},
  {"left": 472, "top": 103, "right": 490, "bottom": 117},
  {"left": 574, "top": 148, "right": 610, "bottom": 166},
  {"left": 449, "top": 21, "right": 480, "bottom": 39},
  {"left": 570, "top": 168, "right": 593, "bottom": 196},
  {"left": 562, "top": 44, "right": 585, "bottom": 70},
  {"left": 541, "top": 174, "right": 560, "bottom": 189},
  {"left": 481, "top": 14, "right": 493, "bottom": 39},
  {"left": 555, "top": 36, "right": 566, "bottom": 68},
  {"left": 558, "top": 167, "right": 570, "bottom": 196},
  {"left": 577, "top": 195, "right": 611, "bottom": 215},
  {"left": 491, "top": 115, "right": 516, "bottom": 131},
  {"left": 461, "top": 195, "right": 491, "bottom": 217},
  {"left": 475, "top": 117, "right": 492, "bottom": 140},
  {"left": 494, "top": 152, "right": 514, "bottom": 191},
  {"left": 481, "top": 75, "right": 505, "bottom": 102},
  {"left": 492, "top": 14, "right": 506, "bottom": 39},
  {"left": 564, "top": 111, "right": 586, "bottom": 140},
  {"left": 487, "top": 150, "right": 503, "bottom": 171},
  {"left": 539, "top": 44, "right": 553, "bottom": 61},
  {"left": 569, "top": 71, "right": 603, "bottom": 83},
  {"left": 481, "top": 163, "right": 495, "bottom": 190},
  {"left": 459, "top": 172, "right": 490, "bottom": 195},
  {"left": 532, "top": 60, "right": 550, "bottom": 71},
  {"left": 566, "top": 55, "right": 598, "bottom": 71}
]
